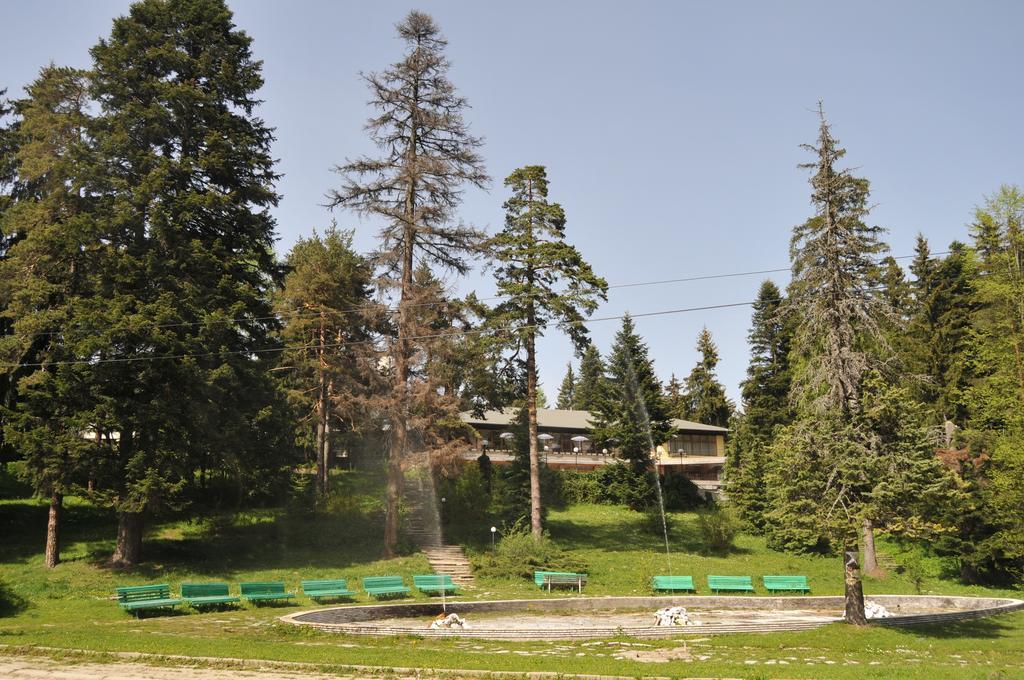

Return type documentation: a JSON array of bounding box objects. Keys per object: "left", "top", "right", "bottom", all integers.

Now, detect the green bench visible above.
[
  {"left": 651, "top": 575, "right": 696, "bottom": 592},
  {"left": 181, "top": 582, "right": 239, "bottom": 607},
  {"left": 362, "top": 576, "right": 411, "bottom": 598},
  {"left": 116, "top": 584, "right": 183, "bottom": 615},
  {"left": 534, "top": 571, "right": 587, "bottom": 592},
  {"left": 239, "top": 581, "right": 296, "bottom": 603},
  {"left": 301, "top": 579, "right": 356, "bottom": 601},
  {"left": 762, "top": 575, "right": 811, "bottom": 593},
  {"left": 413, "top": 574, "right": 460, "bottom": 595},
  {"left": 707, "top": 575, "right": 755, "bottom": 593}
]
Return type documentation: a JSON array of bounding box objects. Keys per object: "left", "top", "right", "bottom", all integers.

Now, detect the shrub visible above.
[
  {"left": 472, "top": 519, "right": 586, "bottom": 580},
  {"left": 659, "top": 474, "right": 706, "bottom": 511},
  {"left": 560, "top": 470, "right": 602, "bottom": 504},
  {"left": 698, "top": 504, "right": 739, "bottom": 553},
  {"left": 595, "top": 462, "right": 655, "bottom": 510}
]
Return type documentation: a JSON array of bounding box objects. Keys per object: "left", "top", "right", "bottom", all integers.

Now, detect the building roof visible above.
[{"left": 460, "top": 408, "right": 729, "bottom": 434}]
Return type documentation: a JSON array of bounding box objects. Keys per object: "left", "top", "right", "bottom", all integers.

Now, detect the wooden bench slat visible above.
[
  {"left": 707, "top": 575, "right": 755, "bottom": 593},
  {"left": 301, "top": 579, "right": 356, "bottom": 600},
  {"left": 239, "top": 581, "right": 295, "bottom": 602},
  {"left": 362, "top": 576, "right": 410, "bottom": 598}
]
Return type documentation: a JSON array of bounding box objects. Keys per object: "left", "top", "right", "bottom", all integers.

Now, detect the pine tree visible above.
[
  {"left": 0, "top": 66, "right": 96, "bottom": 568},
  {"left": 591, "top": 314, "right": 672, "bottom": 503},
  {"left": 726, "top": 280, "right": 793, "bottom": 530},
  {"left": 575, "top": 344, "right": 605, "bottom": 412},
  {"left": 681, "top": 328, "right": 733, "bottom": 427},
  {"left": 489, "top": 165, "right": 607, "bottom": 537},
  {"left": 556, "top": 363, "right": 577, "bottom": 409},
  {"left": 277, "top": 226, "right": 373, "bottom": 497},
  {"left": 328, "top": 11, "right": 488, "bottom": 555},
  {"left": 771, "top": 106, "right": 894, "bottom": 624},
  {"left": 81, "top": 0, "right": 287, "bottom": 565}
]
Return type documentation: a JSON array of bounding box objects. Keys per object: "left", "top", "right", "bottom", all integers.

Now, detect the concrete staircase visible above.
[{"left": 404, "top": 469, "right": 476, "bottom": 586}]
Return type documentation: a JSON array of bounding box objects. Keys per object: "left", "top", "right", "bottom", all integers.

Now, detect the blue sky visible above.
[{"left": 3, "top": 1, "right": 1022, "bottom": 404}]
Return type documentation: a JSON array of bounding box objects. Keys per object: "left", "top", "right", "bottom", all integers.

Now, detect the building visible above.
[{"left": 459, "top": 408, "right": 728, "bottom": 495}]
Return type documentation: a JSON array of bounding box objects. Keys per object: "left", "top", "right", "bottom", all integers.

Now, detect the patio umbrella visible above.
[
  {"left": 498, "top": 432, "right": 514, "bottom": 439},
  {"left": 536, "top": 433, "right": 554, "bottom": 441},
  {"left": 570, "top": 435, "right": 589, "bottom": 443}
]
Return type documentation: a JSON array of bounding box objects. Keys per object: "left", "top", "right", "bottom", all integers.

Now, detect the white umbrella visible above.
[
  {"left": 570, "top": 435, "right": 589, "bottom": 443},
  {"left": 498, "top": 432, "right": 514, "bottom": 439},
  {"left": 537, "top": 433, "right": 554, "bottom": 440}
]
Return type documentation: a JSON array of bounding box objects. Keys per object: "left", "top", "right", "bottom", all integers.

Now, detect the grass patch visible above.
[{"left": 0, "top": 470, "right": 1022, "bottom": 678}]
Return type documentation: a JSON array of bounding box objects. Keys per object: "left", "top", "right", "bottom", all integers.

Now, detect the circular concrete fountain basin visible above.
[{"left": 281, "top": 594, "right": 1024, "bottom": 640}]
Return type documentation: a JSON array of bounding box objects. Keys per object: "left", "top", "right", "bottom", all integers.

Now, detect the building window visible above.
[{"left": 669, "top": 434, "right": 718, "bottom": 456}]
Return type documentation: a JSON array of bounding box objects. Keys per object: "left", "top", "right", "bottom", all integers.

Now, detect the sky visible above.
[{"left": 3, "top": 1, "right": 1022, "bottom": 405}]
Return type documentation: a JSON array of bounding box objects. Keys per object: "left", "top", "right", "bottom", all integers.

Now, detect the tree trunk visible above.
[
  {"left": 526, "top": 330, "right": 542, "bottom": 539},
  {"left": 44, "top": 491, "right": 62, "bottom": 569},
  {"left": 843, "top": 544, "right": 867, "bottom": 625},
  {"left": 861, "top": 517, "right": 880, "bottom": 576},
  {"left": 112, "top": 511, "right": 144, "bottom": 567},
  {"left": 315, "top": 390, "right": 327, "bottom": 498}
]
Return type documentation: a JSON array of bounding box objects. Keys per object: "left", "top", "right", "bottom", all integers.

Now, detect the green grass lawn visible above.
[{"left": 1, "top": 466, "right": 1022, "bottom": 679}]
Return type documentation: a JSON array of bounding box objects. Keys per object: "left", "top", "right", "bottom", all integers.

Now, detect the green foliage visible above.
[
  {"left": 555, "top": 362, "right": 576, "bottom": 409},
  {"left": 659, "top": 473, "right": 706, "bottom": 511},
  {"left": 574, "top": 344, "right": 605, "bottom": 412},
  {"left": 639, "top": 502, "right": 672, "bottom": 537},
  {"left": 591, "top": 314, "right": 672, "bottom": 472},
  {"left": 698, "top": 504, "right": 739, "bottom": 554},
  {"left": 558, "top": 470, "right": 602, "bottom": 505},
  {"left": 681, "top": 327, "right": 734, "bottom": 427},
  {"left": 727, "top": 279, "right": 793, "bottom": 531},
  {"left": 471, "top": 519, "right": 585, "bottom": 580}
]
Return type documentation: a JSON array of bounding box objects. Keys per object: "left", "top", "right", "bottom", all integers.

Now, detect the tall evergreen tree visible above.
[
  {"left": 0, "top": 66, "right": 96, "bottom": 568},
  {"left": 591, "top": 314, "right": 672, "bottom": 484},
  {"left": 726, "top": 279, "right": 793, "bottom": 530},
  {"left": 575, "top": 344, "right": 605, "bottom": 411},
  {"left": 770, "top": 106, "right": 894, "bottom": 624},
  {"left": 906, "top": 236, "right": 977, "bottom": 424},
  {"left": 662, "top": 373, "right": 685, "bottom": 419},
  {"left": 328, "top": 11, "right": 488, "bottom": 555},
  {"left": 681, "top": 328, "right": 733, "bottom": 427},
  {"left": 556, "top": 363, "right": 577, "bottom": 409},
  {"left": 489, "top": 165, "right": 607, "bottom": 537},
  {"left": 81, "top": 0, "right": 288, "bottom": 565},
  {"left": 277, "top": 226, "right": 373, "bottom": 497}
]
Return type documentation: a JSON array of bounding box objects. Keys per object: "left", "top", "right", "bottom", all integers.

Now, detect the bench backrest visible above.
[
  {"left": 239, "top": 581, "right": 287, "bottom": 596},
  {"left": 533, "top": 570, "right": 584, "bottom": 586},
  {"left": 763, "top": 575, "right": 809, "bottom": 588},
  {"left": 301, "top": 579, "right": 349, "bottom": 591},
  {"left": 181, "top": 582, "right": 231, "bottom": 598},
  {"left": 707, "top": 575, "right": 753, "bottom": 588},
  {"left": 652, "top": 575, "right": 695, "bottom": 589},
  {"left": 362, "top": 576, "right": 406, "bottom": 590},
  {"left": 413, "top": 574, "right": 455, "bottom": 587},
  {"left": 116, "top": 584, "right": 172, "bottom": 603}
]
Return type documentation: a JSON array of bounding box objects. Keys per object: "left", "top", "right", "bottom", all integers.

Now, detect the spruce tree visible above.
[
  {"left": 575, "top": 344, "right": 605, "bottom": 412},
  {"left": 590, "top": 314, "right": 672, "bottom": 503},
  {"left": 907, "top": 236, "right": 977, "bottom": 424},
  {"left": 82, "top": 0, "right": 287, "bottom": 565},
  {"left": 771, "top": 106, "right": 894, "bottom": 623},
  {"left": 662, "top": 374, "right": 685, "bottom": 419},
  {"left": 556, "top": 363, "right": 577, "bottom": 409},
  {"left": 726, "top": 279, "right": 792, "bottom": 531},
  {"left": 681, "top": 328, "right": 733, "bottom": 427},
  {"left": 0, "top": 66, "right": 96, "bottom": 568},
  {"left": 489, "top": 165, "right": 607, "bottom": 537},
  {"left": 277, "top": 226, "right": 373, "bottom": 497},
  {"left": 328, "top": 11, "right": 488, "bottom": 554}
]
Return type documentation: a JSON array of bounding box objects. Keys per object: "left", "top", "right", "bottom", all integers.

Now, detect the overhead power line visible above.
[{"left": 14, "top": 250, "right": 948, "bottom": 339}]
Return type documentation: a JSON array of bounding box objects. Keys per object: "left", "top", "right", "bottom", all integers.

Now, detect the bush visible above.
[
  {"left": 698, "top": 504, "right": 739, "bottom": 554},
  {"left": 659, "top": 474, "right": 706, "bottom": 511},
  {"left": 595, "top": 462, "right": 655, "bottom": 510},
  {"left": 560, "top": 470, "right": 602, "bottom": 504},
  {"left": 472, "top": 519, "right": 586, "bottom": 580}
]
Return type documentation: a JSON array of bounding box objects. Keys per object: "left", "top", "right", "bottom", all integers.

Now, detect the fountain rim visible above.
[{"left": 280, "top": 593, "right": 1024, "bottom": 640}]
